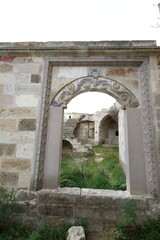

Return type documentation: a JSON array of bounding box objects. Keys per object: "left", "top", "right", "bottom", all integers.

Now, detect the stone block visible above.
[
  {"left": 16, "top": 143, "right": 34, "bottom": 158},
  {"left": 15, "top": 95, "right": 38, "bottom": 107},
  {"left": 67, "top": 226, "right": 86, "bottom": 240},
  {"left": 0, "top": 143, "right": 16, "bottom": 156},
  {"left": 18, "top": 172, "right": 31, "bottom": 188},
  {"left": 38, "top": 188, "right": 81, "bottom": 205},
  {"left": 154, "top": 93, "right": 160, "bottom": 107},
  {"left": 15, "top": 84, "right": 41, "bottom": 95},
  {"left": 0, "top": 95, "right": 14, "bottom": 106},
  {"left": 13, "top": 73, "right": 31, "bottom": 83},
  {"left": 31, "top": 74, "right": 41, "bottom": 83},
  {"left": 0, "top": 119, "right": 17, "bottom": 131},
  {"left": 3, "top": 84, "right": 15, "bottom": 95},
  {"left": 1, "top": 158, "right": 31, "bottom": 171},
  {"left": 0, "top": 131, "right": 35, "bottom": 144},
  {"left": 0, "top": 73, "right": 14, "bottom": 83},
  {"left": 0, "top": 63, "right": 13, "bottom": 72},
  {"left": 0, "top": 107, "right": 37, "bottom": 118},
  {"left": 38, "top": 204, "right": 73, "bottom": 217},
  {"left": 18, "top": 119, "right": 36, "bottom": 131},
  {"left": 0, "top": 171, "right": 19, "bottom": 186},
  {"left": 16, "top": 190, "right": 38, "bottom": 202},
  {"left": 156, "top": 109, "right": 160, "bottom": 120},
  {"left": 0, "top": 84, "right": 4, "bottom": 94},
  {"left": 13, "top": 63, "right": 41, "bottom": 74}
]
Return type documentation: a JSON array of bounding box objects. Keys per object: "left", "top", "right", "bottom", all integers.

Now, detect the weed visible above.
[
  {"left": 0, "top": 184, "right": 17, "bottom": 230},
  {"left": 61, "top": 146, "right": 126, "bottom": 190},
  {"left": 110, "top": 201, "right": 160, "bottom": 240}
]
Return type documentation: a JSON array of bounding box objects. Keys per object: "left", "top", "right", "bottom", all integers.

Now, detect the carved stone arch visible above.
[{"left": 51, "top": 76, "right": 139, "bottom": 109}]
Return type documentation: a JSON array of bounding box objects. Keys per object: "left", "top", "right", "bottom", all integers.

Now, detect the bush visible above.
[
  {"left": 0, "top": 184, "right": 16, "bottom": 230},
  {"left": 110, "top": 200, "right": 160, "bottom": 240}
]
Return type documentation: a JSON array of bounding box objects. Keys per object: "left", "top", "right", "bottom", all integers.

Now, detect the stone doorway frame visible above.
[{"left": 30, "top": 57, "right": 158, "bottom": 196}]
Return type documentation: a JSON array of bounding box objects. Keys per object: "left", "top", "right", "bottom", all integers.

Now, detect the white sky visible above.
[{"left": 1, "top": 0, "right": 159, "bottom": 113}]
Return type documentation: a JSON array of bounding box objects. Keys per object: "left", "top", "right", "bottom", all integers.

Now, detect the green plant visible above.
[
  {"left": 0, "top": 184, "right": 16, "bottom": 230},
  {"left": 61, "top": 146, "right": 126, "bottom": 190},
  {"left": 110, "top": 200, "right": 160, "bottom": 240}
]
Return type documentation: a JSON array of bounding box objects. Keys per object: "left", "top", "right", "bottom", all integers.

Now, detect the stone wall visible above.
[
  {"left": 14, "top": 188, "right": 160, "bottom": 240},
  {"left": 0, "top": 41, "right": 159, "bottom": 195},
  {"left": 0, "top": 57, "right": 43, "bottom": 188}
]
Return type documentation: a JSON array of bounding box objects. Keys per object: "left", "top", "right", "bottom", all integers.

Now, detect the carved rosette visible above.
[
  {"left": 52, "top": 77, "right": 139, "bottom": 108},
  {"left": 140, "top": 61, "right": 158, "bottom": 195}
]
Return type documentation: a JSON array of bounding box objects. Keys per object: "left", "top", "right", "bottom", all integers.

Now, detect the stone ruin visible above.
[
  {"left": 0, "top": 40, "right": 160, "bottom": 239},
  {"left": 62, "top": 104, "right": 119, "bottom": 155}
]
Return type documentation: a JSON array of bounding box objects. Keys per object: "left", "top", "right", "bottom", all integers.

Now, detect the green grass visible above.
[
  {"left": 60, "top": 145, "right": 126, "bottom": 190},
  {"left": 0, "top": 219, "right": 86, "bottom": 240}
]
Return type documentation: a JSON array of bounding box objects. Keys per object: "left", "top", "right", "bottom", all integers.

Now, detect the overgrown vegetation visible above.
[
  {"left": 0, "top": 184, "right": 86, "bottom": 240},
  {"left": 0, "top": 219, "right": 86, "bottom": 240},
  {"left": 0, "top": 184, "right": 16, "bottom": 230},
  {"left": 60, "top": 145, "right": 126, "bottom": 190},
  {"left": 110, "top": 200, "right": 160, "bottom": 240}
]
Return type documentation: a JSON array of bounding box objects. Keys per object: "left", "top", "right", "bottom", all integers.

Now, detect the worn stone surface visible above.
[
  {"left": 0, "top": 119, "right": 17, "bottom": 131},
  {"left": 0, "top": 131, "right": 35, "bottom": 144},
  {"left": 0, "top": 95, "right": 14, "bottom": 105},
  {"left": 11, "top": 189, "right": 159, "bottom": 240},
  {"left": 156, "top": 109, "right": 160, "bottom": 120},
  {"left": 18, "top": 171, "right": 31, "bottom": 188},
  {"left": 0, "top": 84, "right": 4, "bottom": 94},
  {"left": 3, "top": 84, "right": 15, "bottom": 95},
  {"left": 0, "top": 63, "right": 13, "bottom": 72},
  {"left": 13, "top": 63, "right": 42, "bottom": 74},
  {"left": 0, "top": 143, "right": 16, "bottom": 156},
  {"left": 15, "top": 95, "right": 38, "bottom": 107},
  {"left": 31, "top": 74, "right": 41, "bottom": 83},
  {"left": 18, "top": 119, "right": 36, "bottom": 131},
  {"left": 15, "top": 84, "right": 41, "bottom": 95},
  {"left": 16, "top": 143, "right": 34, "bottom": 158},
  {"left": 67, "top": 226, "right": 86, "bottom": 240},
  {"left": 0, "top": 171, "right": 19, "bottom": 185},
  {"left": 1, "top": 158, "right": 31, "bottom": 170},
  {"left": 0, "top": 107, "right": 37, "bottom": 118}
]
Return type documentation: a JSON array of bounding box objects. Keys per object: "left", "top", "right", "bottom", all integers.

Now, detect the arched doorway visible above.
[
  {"left": 41, "top": 76, "right": 149, "bottom": 195},
  {"left": 99, "top": 114, "right": 118, "bottom": 145}
]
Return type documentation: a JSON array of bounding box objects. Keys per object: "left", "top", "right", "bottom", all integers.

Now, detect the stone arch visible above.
[
  {"left": 51, "top": 76, "right": 139, "bottom": 109},
  {"left": 62, "top": 139, "right": 73, "bottom": 153},
  {"left": 42, "top": 73, "right": 147, "bottom": 195},
  {"left": 99, "top": 114, "right": 118, "bottom": 145}
]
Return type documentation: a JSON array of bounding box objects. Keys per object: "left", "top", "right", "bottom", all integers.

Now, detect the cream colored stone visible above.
[
  {"left": 0, "top": 107, "right": 37, "bottom": 118},
  {"left": 57, "top": 67, "right": 87, "bottom": 79},
  {"left": 0, "top": 73, "right": 14, "bottom": 83},
  {"left": 13, "top": 73, "right": 31, "bottom": 83},
  {"left": 15, "top": 95, "right": 38, "bottom": 107},
  {"left": 13, "top": 63, "right": 41, "bottom": 74},
  {"left": 16, "top": 143, "right": 34, "bottom": 158},
  {"left": 0, "top": 131, "right": 35, "bottom": 143},
  {"left": 18, "top": 171, "right": 31, "bottom": 188},
  {"left": 1, "top": 158, "right": 31, "bottom": 171},
  {"left": 4, "top": 84, "right": 15, "bottom": 94},
  {"left": 0, "top": 119, "right": 17, "bottom": 131}
]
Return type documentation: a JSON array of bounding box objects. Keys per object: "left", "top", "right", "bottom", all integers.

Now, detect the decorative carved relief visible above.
[
  {"left": 52, "top": 77, "right": 139, "bottom": 109},
  {"left": 31, "top": 59, "right": 53, "bottom": 190},
  {"left": 140, "top": 61, "right": 158, "bottom": 195}
]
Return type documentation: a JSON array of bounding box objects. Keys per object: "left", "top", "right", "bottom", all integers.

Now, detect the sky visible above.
[{"left": 1, "top": 0, "right": 159, "bottom": 113}]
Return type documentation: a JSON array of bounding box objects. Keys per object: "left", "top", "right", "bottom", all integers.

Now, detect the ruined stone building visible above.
[
  {"left": 0, "top": 41, "right": 160, "bottom": 239},
  {"left": 0, "top": 41, "right": 160, "bottom": 197},
  {"left": 62, "top": 105, "right": 119, "bottom": 155}
]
